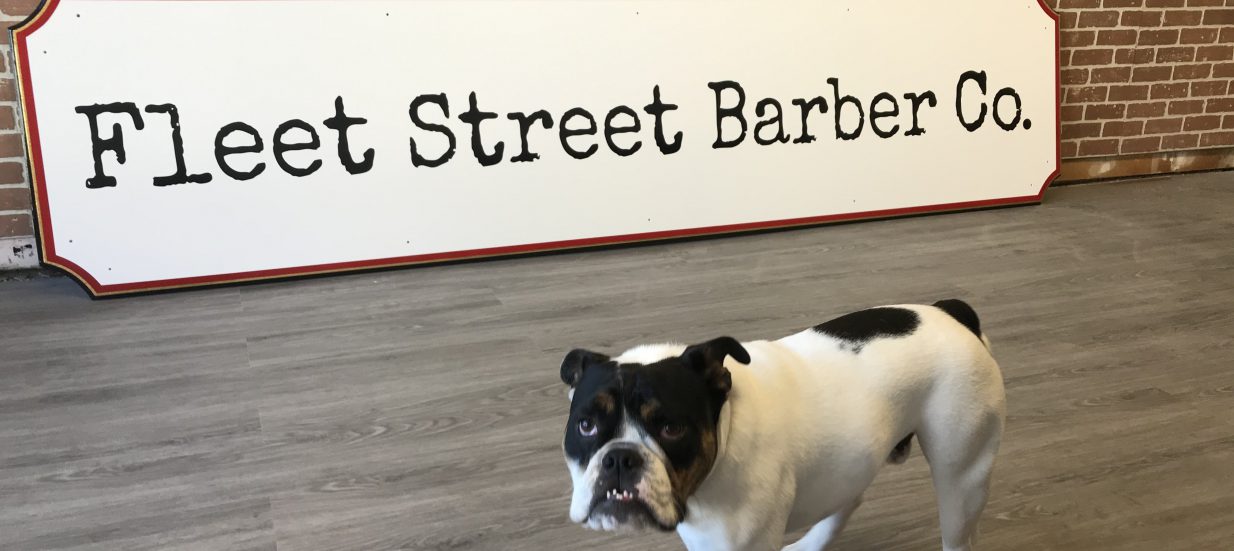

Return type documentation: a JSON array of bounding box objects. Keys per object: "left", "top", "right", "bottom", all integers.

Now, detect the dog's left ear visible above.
[
  {"left": 682, "top": 337, "right": 750, "bottom": 393},
  {"left": 561, "top": 349, "right": 610, "bottom": 388}
]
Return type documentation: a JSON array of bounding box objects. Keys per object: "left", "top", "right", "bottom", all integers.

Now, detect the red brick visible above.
[
  {"left": 0, "top": 133, "right": 23, "bottom": 158},
  {"left": 1081, "top": 11, "right": 1123, "bottom": 27},
  {"left": 1121, "top": 136, "right": 1163, "bottom": 153},
  {"left": 1061, "top": 140, "right": 1080, "bottom": 158},
  {"left": 1092, "top": 67, "right": 1133, "bottom": 83},
  {"left": 0, "top": 161, "right": 24, "bottom": 184},
  {"left": 1063, "top": 31, "right": 1097, "bottom": 48},
  {"left": 1103, "top": 0, "right": 1143, "bottom": 6},
  {"left": 1116, "top": 48, "right": 1157, "bottom": 64},
  {"left": 1098, "top": 29, "right": 1140, "bottom": 45},
  {"left": 1173, "top": 64, "right": 1214, "bottom": 79},
  {"left": 0, "top": 1, "right": 39, "bottom": 17},
  {"left": 1103, "top": 120, "right": 1146, "bottom": 136},
  {"left": 1214, "top": 63, "right": 1234, "bottom": 77},
  {"left": 1196, "top": 45, "right": 1234, "bottom": 61},
  {"left": 0, "top": 107, "right": 14, "bottom": 131},
  {"left": 1222, "top": 114, "right": 1234, "bottom": 129},
  {"left": 1110, "top": 85, "right": 1152, "bottom": 101},
  {"left": 1184, "top": 114, "right": 1223, "bottom": 130},
  {"left": 1128, "top": 102, "right": 1169, "bottom": 117},
  {"left": 1069, "top": 86, "right": 1111, "bottom": 102},
  {"left": 0, "top": 213, "right": 32, "bottom": 238},
  {"left": 1063, "top": 68, "right": 1091, "bottom": 85},
  {"left": 1121, "top": 10, "right": 1164, "bottom": 25},
  {"left": 1163, "top": 10, "right": 1204, "bottom": 24},
  {"left": 1145, "top": 117, "right": 1185, "bottom": 133},
  {"left": 1061, "top": 0, "right": 1101, "bottom": 7},
  {"left": 1064, "top": 122, "right": 1105, "bottom": 139},
  {"left": 1086, "top": 104, "right": 1128, "bottom": 119},
  {"left": 1061, "top": 50, "right": 1073, "bottom": 66},
  {"left": 1181, "top": 28, "right": 1219, "bottom": 44},
  {"left": 1207, "top": 97, "right": 1234, "bottom": 112},
  {"left": 1157, "top": 46, "right": 1197, "bottom": 62},
  {"left": 1139, "top": 29, "right": 1181, "bottom": 45},
  {"left": 1169, "top": 99, "right": 1207, "bottom": 114},
  {"left": 1162, "top": 133, "right": 1199, "bottom": 149},
  {"left": 1072, "top": 49, "right": 1116, "bottom": 65},
  {"left": 1221, "top": 28, "right": 1234, "bottom": 43},
  {"left": 1201, "top": 9, "right": 1234, "bottom": 25},
  {"left": 1134, "top": 66, "right": 1175, "bottom": 82},
  {"left": 1062, "top": 12, "right": 1079, "bottom": 30},
  {"left": 1185, "top": 0, "right": 1224, "bottom": 5},
  {"left": 1191, "top": 80, "right": 1230, "bottom": 96},
  {"left": 1199, "top": 131, "right": 1234, "bottom": 146},
  {"left": 1063, "top": 105, "right": 1086, "bottom": 121},
  {"left": 1079, "top": 139, "right": 1121, "bottom": 156},
  {"left": 1147, "top": 0, "right": 1185, "bottom": 6},
  {"left": 1151, "top": 82, "right": 1191, "bottom": 98},
  {"left": 0, "top": 187, "right": 30, "bottom": 211}
]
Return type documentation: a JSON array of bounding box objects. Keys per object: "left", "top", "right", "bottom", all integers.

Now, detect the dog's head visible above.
[{"left": 559, "top": 337, "right": 750, "bottom": 532}]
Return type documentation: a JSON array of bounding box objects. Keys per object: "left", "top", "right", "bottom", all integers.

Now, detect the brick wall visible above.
[
  {"left": 0, "top": 1, "right": 1230, "bottom": 270},
  {"left": 0, "top": 0, "right": 38, "bottom": 269},
  {"left": 1047, "top": 0, "right": 1234, "bottom": 157}
]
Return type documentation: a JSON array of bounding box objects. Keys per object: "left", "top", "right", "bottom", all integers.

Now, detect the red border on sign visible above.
[{"left": 12, "top": 0, "right": 1062, "bottom": 297}]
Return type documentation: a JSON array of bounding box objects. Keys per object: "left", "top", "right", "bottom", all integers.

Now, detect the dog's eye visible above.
[
  {"left": 660, "top": 423, "right": 686, "bottom": 441},
  {"left": 578, "top": 418, "right": 598, "bottom": 437}
]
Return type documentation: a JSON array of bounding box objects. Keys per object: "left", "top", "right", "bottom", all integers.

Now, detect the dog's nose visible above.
[{"left": 602, "top": 448, "right": 644, "bottom": 473}]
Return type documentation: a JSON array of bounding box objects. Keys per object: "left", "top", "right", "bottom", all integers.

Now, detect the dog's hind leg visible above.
[
  {"left": 781, "top": 496, "right": 862, "bottom": 551},
  {"left": 918, "top": 410, "right": 1003, "bottom": 551}
]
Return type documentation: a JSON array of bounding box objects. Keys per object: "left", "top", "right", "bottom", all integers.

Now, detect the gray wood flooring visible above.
[{"left": 2, "top": 172, "right": 1233, "bottom": 550}]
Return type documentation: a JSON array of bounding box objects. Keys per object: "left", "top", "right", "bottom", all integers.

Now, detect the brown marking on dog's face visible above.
[
  {"left": 640, "top": 399, "right": 661, "bottom": 422},
  {"left": 593, "top": 392, "right": 616, "bottom": 415},
  {"left": 669, "top": 425, "right": 719, "bottom": 506}
]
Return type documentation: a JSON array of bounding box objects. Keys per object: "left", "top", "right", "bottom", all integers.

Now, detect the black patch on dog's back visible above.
[
  {"left": 933, "top": 299, "right": 981, "bottom": 338},
  {"left": 813, "top": 307, "right": 920, "bottom": 352}
]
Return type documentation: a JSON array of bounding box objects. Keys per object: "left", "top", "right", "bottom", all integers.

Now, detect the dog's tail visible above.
[{"left": 933, "top": 299, "right": 990, "bottom": 351}]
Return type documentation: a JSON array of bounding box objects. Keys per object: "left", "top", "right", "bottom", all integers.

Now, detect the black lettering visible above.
[
  {"left": 559, "top": 108, "right": 599, "bottom": 160},
  {"left": 957, "top": 71, "right": 988, "bottom": 132},
  {"left": 993, "top": 87, "right": 1023, "bottom": 131},
  {"left": 409, "top": 94, "right": 457, "bottom": 168},
  {"left": 829, "top": 78, "right": 865, "bottom": 141},
  {"left": 604, "top": 106, "right": 642, "bottom": 157},
  {"left": 643, "top": 85, "right": 683, "bottom": 155},
  {"left": 869, "top": 93, "right": 901, "bottom": 139},
  {"left": 273, "top": 119, "right": 323, "bottom": 177},
  {"left": 144, "top": 104, "right": 213, "bottom": 187},
  {"left": 74, "top": 102, "right": 145, "bottom": 189},
  {"left": 214, "top": 122, "right": 266, "bottom": 181},
  {"left": 507, "top": 110, "right": 554, "bottom": 163},
  {"left": 323, "top": 96, "right": 375, "bottom": 175},
  {"left": 709, "top": 81, "right": 747, "bottom": 148},
  {"left": 457, "top": 92, "right": 504, "bottom": 167},
  {"left": 792, "top": 97, "right": 828, "bottom": 144},
  {"left": 754, "top": 98, "right": 790, "bottom": 145},
  {"left": 903, "top": 91, "right": 938, "bottom": 137}
]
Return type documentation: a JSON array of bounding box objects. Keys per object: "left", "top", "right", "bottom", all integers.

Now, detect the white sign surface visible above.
[{"left": 15, "top": 0, "right": 1059, "bottom": 296}]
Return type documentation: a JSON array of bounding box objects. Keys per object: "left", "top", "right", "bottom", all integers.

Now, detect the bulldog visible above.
[{"left": 559, "top": 300, "right": 1005, "bottom": 551}]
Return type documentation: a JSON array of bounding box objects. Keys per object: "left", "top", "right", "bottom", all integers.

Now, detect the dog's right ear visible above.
[{"left": 561, "top": 349, "right": 610, "bottom": 388}]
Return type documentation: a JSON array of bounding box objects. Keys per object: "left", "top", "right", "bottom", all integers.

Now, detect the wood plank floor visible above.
[{"left": 2, "top": 172, "right": 1233, "bottom": 551}]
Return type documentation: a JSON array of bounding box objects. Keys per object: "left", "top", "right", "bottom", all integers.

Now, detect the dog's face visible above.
[{"left": 560, "top": 337, "right": 750, "bottom": 532}]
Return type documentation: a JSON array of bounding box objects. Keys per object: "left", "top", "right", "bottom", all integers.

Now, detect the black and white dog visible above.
[{"left": 560, "top": 300, "right": 1005, "bottom": 551}]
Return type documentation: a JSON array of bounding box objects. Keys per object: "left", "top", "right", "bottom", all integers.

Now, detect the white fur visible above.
[{"left": 613, "top": 304, "right": 1006, "bottom": 551}]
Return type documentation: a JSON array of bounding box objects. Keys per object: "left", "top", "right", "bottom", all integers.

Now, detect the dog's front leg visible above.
[{"left": 680, "top": 499, "right": 794, "bottom": 551}]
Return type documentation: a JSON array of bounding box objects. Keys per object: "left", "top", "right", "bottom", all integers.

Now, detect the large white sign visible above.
[{"left": 14, "top": 0, "right": 1059, "bottom": 296}]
